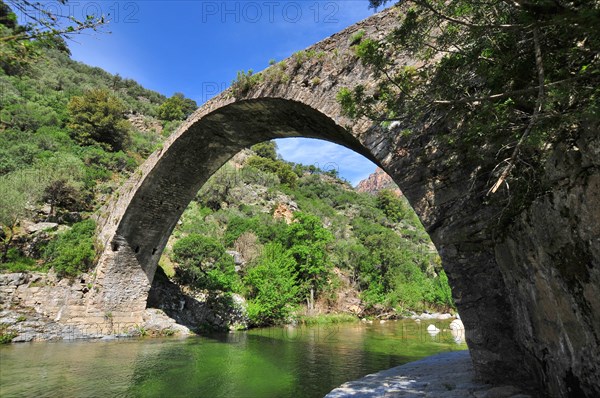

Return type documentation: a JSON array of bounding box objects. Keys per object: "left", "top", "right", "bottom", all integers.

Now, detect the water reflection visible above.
[{"left": 0, "top": 320, "right": 466, "bottom": 398}]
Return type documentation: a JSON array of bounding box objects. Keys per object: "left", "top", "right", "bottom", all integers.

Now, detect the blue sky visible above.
[{"left": 53, "top": 0, "right": 382, "bottom": 184}]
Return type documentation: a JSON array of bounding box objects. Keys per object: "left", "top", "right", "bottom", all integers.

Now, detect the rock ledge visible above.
[{"left": 325, "top": 351, "right": 532, "bottom": 398}]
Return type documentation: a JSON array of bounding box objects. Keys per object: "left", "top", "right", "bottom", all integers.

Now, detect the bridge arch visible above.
[
  {"left": 81, "top": 5, "right": 599, "bottom": 397},
  {"left": 105, "top": 97, "right": 378, "bottom": 280}
]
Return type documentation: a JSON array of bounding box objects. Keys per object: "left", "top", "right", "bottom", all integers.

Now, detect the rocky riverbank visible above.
[
  {"left": 1, "top": 269, "right": 459, "bottom": 343},
  {"left": 325, "top": 351, "right": 533, "bottom": 398},
  {"left": 0, "top": 271, "right": 244, "bottom": 342}
]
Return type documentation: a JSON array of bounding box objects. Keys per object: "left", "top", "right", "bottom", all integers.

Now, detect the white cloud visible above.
[{"left": 274, "top": 138, "right": 377, "bottom": 186}]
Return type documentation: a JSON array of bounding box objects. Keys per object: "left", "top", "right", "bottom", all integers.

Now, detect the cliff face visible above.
[{"left": 356, "top": 167, "right": 402, "bottom": 196}]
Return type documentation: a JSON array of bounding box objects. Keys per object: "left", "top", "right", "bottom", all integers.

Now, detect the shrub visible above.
[
  {"left": 67, "top": 88, "right": 131, "bottom": 151},
  {"left": 44, "top": 219, "right": 97, "bottom": 278},
  {"left": 244, "top": 243, "right": 299, "bottom": 326},
  {"left": 172, "top": 234, "right": 238, "bottom": 292},
  {"left": 246, "top": 156, "right": 297, "bottom": 187},
  {"left": 231, "top": 70, "right": 262, "bottom": 97}
]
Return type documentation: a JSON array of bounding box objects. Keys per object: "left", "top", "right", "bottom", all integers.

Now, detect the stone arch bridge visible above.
[{"left": 69, "top": 5, "right": 597, "bottom": 397}]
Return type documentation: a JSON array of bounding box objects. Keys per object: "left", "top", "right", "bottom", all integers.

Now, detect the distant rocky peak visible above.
[{"left": 356, "top": 167, "right": 402, "bottom": 196}]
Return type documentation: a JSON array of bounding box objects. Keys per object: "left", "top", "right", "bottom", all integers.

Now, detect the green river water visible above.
[{"left": 0, "top": 319, "right": 466, "bottom": 398}]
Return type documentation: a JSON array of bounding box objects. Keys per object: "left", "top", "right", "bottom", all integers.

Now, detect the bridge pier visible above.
[{"left": 86, "top": 236, "right": 151, "bottom": 326}]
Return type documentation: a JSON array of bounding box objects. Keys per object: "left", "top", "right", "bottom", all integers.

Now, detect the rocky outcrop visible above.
[
  {"left": 356, "top": 167, "right": 402, "bottom": 196},
  {"left": 126, "top": 113, "right": 163, "bottom": 135},
  {"left": 272, "top": 202, "right": 295, "bottom": 224}
]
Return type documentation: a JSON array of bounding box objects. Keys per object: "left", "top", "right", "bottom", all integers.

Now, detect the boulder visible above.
[
  {"left": 25, "top": 222, "right": 58, "bottom": 234},
  {"left": 450, "top": 319, "right": 464, "bottom": 330}
]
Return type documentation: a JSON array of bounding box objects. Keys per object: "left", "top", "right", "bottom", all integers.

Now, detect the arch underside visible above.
[{"left": 115, "top": 98, "right": 379, "bottom": 280}]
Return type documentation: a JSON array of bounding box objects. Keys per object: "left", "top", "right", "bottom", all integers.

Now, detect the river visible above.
[{"left": 0, "top": 319, "right": 466, "bottom": 397}]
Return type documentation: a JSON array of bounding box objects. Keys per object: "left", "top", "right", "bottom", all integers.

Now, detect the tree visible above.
[
  {"left": 246, "top": 156, "right": 298, "bottom": 187},
  {"left": 284, "top": 212, "right": 333, "bottom": 311},
  {"left": 0, "top": 1, "right": 106, "bottom": 72},
  {"left": 244, "top": 243, "right": 299, "bottom": 326},
  {"left": 251, "top": 141, "right": 278, "bottom": 161},
  {"left": 37, "top": 154, "right": 85, "bottom": 217},
  {"left": 67, "top": 88, "right": 131, "bottom": 151},
  {"left": 342, "top": 0, "right": 600, "bottom": 198},
  {"left": 376, "top": 189, "right": 409, "bottom": 223},
  {"left": 172, "top": 234, "right": 238, "bottom": 292},
  {"left": 197, "top": 163, "right": 237, "bottom": 211},
  {"left": 157, "top": 93, "right": 197, "bottom": 121},
  {"left": 42, "top": 179, "right": 79, "bottom": 217},
  {"left": 0, "top": 169, "right": 44, "bottom": 262}
]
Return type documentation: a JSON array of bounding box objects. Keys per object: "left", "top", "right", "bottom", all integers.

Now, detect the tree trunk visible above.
[{"left": 1, "top": 227, "right": 14, "bottom": 263}]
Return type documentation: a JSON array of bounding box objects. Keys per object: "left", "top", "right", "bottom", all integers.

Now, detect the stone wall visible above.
[
  {"left": 495, "top": 126, "right": 600, "bottom": 397},
  {"left": 0, "top": 272, "right": 131, "bottom": 340}
]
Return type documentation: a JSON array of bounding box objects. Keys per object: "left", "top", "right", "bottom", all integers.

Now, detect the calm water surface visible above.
[{"left": 0, "top": 320, "right": 466, "bottom": 398}]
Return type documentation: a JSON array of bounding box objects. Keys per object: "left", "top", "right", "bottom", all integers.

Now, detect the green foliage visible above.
[
  {"left": 284, "top": 212, "right": 333, "bottom": 305},
  {"left": 157, "top": 93, "right": 197, "bottom": 121},
  {"left": 174, "top": 156, "right": 454, "bottom": 318},
  {"left": 251, "top": 141, "right": 278, "bottom": 161},
  {"left": 297, "top": 313, "right": 357, "bottom": 325},
  {"left": 0, "top": 324, "right": 17, "bottom": 344},
  {"left": 231, "top": 69, "right": 262, "bottom": 97},
  {"left": 344, "top": 0, "right": 600, "bottom": 203},
  {"left": 349, "top": 29, "right": 366, "bottom": 45},
  {"left": 263, "top": 60, "right": 289, "bottom": 84},
  {"left": 43, "top": 219, "right": 97, "bottom": 278},
  {"left": 336, "top": 87, "right": 362, "bottom": 119},
  {"left": 196, "top": 163, "right": 237, "bottom": 211},
  {"left": 244, "top": 243, "right": 299, "bottom": 326},
  {"left": 246, "top": 156, "right": 297, "bottom": 187},
  {"left": 224, "top": 215, "right": 287, "bottom": 247},
  {"left": 375, "top": 189, "right": 410, "bottom": 223},
  {"left": 172, "top": 234, "right": 238, "bottom": 292},
  {"left": 0, "top": 0, "right": 100, "bottom": 74},
  {"left": 0, "top": 168, "right": 46, "bottom": 262},
  {"left": 67, "top": 88, "right": 131, "bottom": 151},
  {"left": 0, "top": 248, "right": 41, "bottom": 272}
]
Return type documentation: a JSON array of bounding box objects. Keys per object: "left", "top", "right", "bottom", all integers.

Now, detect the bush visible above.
[
  {"left": 246, "top": 156, "right": 297, "bottom": 187},
  {"left": 251, "top": 141, "right": 278, "bottom": 160},
  {"left": 67, "top": 88, "right": 131, "bottom": 151},
  {"left": 231, "top": 70, "right": 262, "bottom": 97},
  {"left": 0, "top": 248, "right": 42, "bottom": 273},
  {"left": 157, "top": 93, "right": 197, "bottom": 121},
  {"left": 172, "top": 234, "right": 238, "bottom": 292},
  {"left": 43, "top": 219, "right": 97, "bottom": 278},
  {"left": 244, "top": 243, "right": 299, "bottom": 326}
]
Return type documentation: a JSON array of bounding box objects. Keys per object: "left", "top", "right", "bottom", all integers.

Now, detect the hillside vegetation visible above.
[
  {"left": 0, "top": 8, "right": 195, "bottom": 274},
  {"left": 160, "top": 142, "right": 453, "bottom": 326}
]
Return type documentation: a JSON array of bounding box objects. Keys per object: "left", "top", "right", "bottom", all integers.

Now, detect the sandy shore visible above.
[{"left": 325, "top": 351, "right": 532, "bottom": 398}]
